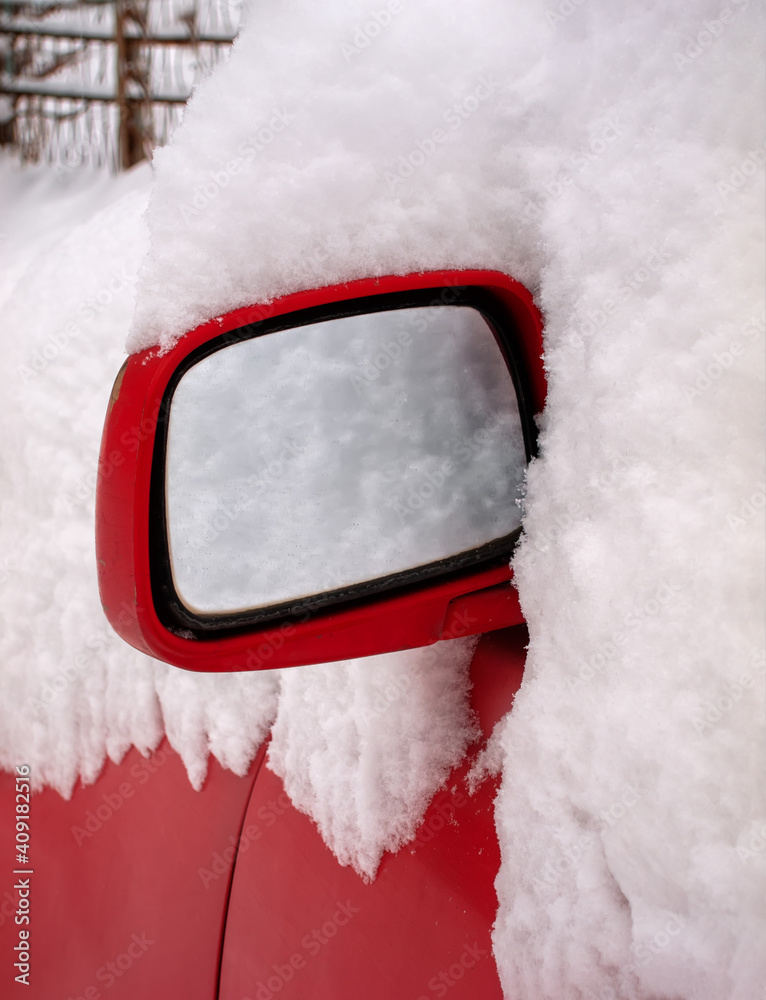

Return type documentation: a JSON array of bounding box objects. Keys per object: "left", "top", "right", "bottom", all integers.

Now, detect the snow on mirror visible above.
[{"left": 166, "top": 305, "right": 527, "bottom": 615}]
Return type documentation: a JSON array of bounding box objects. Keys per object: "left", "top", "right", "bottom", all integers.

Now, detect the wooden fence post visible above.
[
  {"left": 1, "top": 0, "right": 234, "bottom": 170},
  {"left": 116, "top": 0, "right": 152, "bottom": 169}
]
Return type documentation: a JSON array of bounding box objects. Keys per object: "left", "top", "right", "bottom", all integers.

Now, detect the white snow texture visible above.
[
  {"left": 0, "top": 166, "right": 280, "bottom": 793},
  {"left": 1, "top": 0, "right": 763, "bottom": 997}
]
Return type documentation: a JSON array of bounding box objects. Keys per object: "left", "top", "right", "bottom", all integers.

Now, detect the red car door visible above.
[
  {"left": 0, "top": 744, "right": 257, "bottom": 999},
  {"left": 217, "top": 626, "right": 527, "bottom": 1000}
]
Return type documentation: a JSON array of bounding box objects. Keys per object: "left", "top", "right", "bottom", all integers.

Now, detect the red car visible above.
[{"left": 1, "top": 268, "right": 544, "bottom": 999}]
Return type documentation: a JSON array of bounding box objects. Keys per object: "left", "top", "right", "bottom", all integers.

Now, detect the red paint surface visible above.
[
  {"left": 219, "top": 626, "right": 527, "bottom": 1000},
  {"left": 0, "top": 629, "right": 526, "bottom": 997},
  {"left": 95, "top": 270, "right": 543, "bottom": 673},
  {"left": 0, "top": 742, "right": 261, "bottom": 1000}
]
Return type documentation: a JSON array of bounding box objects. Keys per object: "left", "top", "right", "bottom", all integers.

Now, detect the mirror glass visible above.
[{"left": 165, "top": 305, "right": 527, "bottom": 616}]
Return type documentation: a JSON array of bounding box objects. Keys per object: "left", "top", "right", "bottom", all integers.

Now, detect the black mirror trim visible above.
[{"left": 148, "top": 284, "right": 537, "bottom": 638}]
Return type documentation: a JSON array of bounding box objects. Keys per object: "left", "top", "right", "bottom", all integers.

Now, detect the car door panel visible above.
[
  {"left": 0, "top": 741, "right": 261, "bottom": 1000},
  {"left": 218, "top": 626, "right": 527, "bottom": 999}
]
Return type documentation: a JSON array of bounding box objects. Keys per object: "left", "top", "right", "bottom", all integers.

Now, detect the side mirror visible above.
[{"left": 96, "top": 270, "right": 545, "bottom": 671}]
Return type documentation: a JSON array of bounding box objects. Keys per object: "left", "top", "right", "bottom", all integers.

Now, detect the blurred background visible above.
[{"left": 1, "top": 0, "right": 241, "bottom": 171}]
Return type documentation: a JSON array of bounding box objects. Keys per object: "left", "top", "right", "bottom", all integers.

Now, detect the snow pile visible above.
[
  {"left": 127, "top": 0, "right": 546, "bottom": 351},
  {"left": 0, "top": 163, "right": 280, "bottom": 793},
  {"left": 127, "top": 0, "right": 764, "bottom": 993},
  {"left": 268, "top": 637, "right": 478, "bottom": 880},
  {"left": 1, "top": 0, "right": 763, "bottom": 994},
  {"left": 491, "top": 3, "right": 766, "bottom": 995}
]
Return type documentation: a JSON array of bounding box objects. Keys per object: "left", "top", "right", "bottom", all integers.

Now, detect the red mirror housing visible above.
[{"left": 95, "top": 269, "right": 545, "bottom": 672}]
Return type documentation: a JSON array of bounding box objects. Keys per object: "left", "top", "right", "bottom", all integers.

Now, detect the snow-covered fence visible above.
[{"left": 0, "top": 0, "right": 241, "bottom": 171}]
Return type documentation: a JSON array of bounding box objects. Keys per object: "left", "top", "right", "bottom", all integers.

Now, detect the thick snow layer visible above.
[
  {"left": 0, "top": 162, "right": 280, "bottom": 793},
  {"left": 267, "top": 637, "right": 478, "bottom": 880},
  {"left": 127, "top": 0, "right": 547, "bottom": 352},
  {"left": 492, "top": 4, "right": 766, "bottom": 996},
  {"left": 126, "top": 0, "right": 765, "bottom": 994},
  {"left": 1, "top": 0, "right": 763, "bottom": 995}
]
